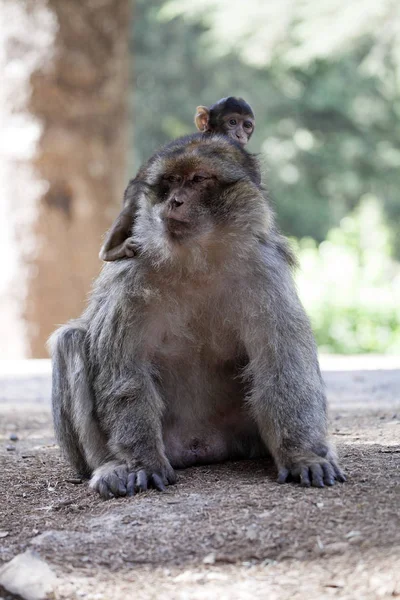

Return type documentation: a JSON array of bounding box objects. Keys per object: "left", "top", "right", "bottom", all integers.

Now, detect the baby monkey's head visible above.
[{"left": 195, "top": 97, "right": 255, "bottom": 147}]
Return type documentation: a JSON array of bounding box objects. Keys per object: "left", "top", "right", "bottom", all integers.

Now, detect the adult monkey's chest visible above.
[{"left": 148, "top": 288, "right": 241, "bottom": 367}]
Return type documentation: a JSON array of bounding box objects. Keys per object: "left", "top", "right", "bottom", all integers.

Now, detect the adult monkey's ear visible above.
[{"left": 194, "top": 106, "right": 210, "bottom": 132}]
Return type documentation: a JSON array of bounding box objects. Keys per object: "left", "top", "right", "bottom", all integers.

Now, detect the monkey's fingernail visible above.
[
  {"left": 311, "top": 479, "right": 324, "bottom": 488},
  {"left": 333, "top": 466, "right": 346, "bottom": 482},
  {"left": 127, "top": 473, "right": 136, "bottom": 496},
  {"left": 151, "top": 473, "right": 166, "bottom": 491},
  {"left": 98, "top": 480, "right": 112, "bottom": 499},
  {"left": 168, "top": 472, "right": 177, "bottom": 485},
  {"left": 310, "top": 464, "right": 325, "bottom": 487},
  {"left": 136, "top": 470, "right": 148, "bottom": 491},
  {"left": 300, "top": 468, "right": 311, "bottom": 487},
  {"left": 277, "top": 468, "right": 289, "bottom": 484},
  {"left": 321, "top": 463, "right": 335, "bottom": 485}
]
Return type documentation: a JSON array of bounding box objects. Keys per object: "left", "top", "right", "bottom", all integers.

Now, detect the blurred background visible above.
[{"left": 1, "top": 0, "right": 399, "bottom": 358}]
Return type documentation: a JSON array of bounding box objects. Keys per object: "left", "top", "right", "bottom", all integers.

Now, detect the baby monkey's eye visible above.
[
  {"left": 229, "top": 119, "right": 237, "bottom": 126},
  {"left": 244, "top": 121, "right": 253, "bottom": 129}
]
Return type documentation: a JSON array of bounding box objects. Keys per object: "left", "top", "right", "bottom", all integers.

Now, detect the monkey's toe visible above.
[
  {"left": 90, "top": 462, "right": 129, "bottom": 499},
  {"left": 277, "top": 457, "right": 346, "bottom": 488},
  {"left": 125, "top": 465, "right": 177, "bottom": 495},
  {"left": 332, "top": 463, "right": 346, "bottom": 482},
  {"left": 97, "top": 475, "right": 126, "bottom": 499}
]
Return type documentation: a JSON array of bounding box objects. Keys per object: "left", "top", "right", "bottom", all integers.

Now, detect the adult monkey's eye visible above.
[
  {"left": 229, "top": 119, "right": 237, "bottom": 126},
  {"left": 192, "top": 175, "right": 207, "bottom": 183},
  {"left": 163, "top": 174, "right": 181, "bottom": 183},
  {"left": 244, "top": 121, "right": 253, "bottom": 129}
]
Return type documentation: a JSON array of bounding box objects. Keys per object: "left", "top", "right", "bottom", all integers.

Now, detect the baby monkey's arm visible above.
[{"left": 99, "top": 206, "right": 136, "bottom": 261}]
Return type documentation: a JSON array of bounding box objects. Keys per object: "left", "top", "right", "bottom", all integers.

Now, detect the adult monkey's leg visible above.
[
  {"left": 50, "top": 324, "right": 110, "bottom": 479},
  {"left": 243, "top": 243, "right": 345, "bottom": 487},
  {"left": 91, "top": 363, "right": 176, "bottom": 498}
]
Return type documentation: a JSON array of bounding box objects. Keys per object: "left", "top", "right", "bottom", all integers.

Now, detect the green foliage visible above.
[{"left": 296, "top": 198, "right": 400, "bottom": 354}]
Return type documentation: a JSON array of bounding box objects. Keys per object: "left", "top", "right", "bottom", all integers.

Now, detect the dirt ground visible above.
[{"left": 0, "top": 356, "right": 399, "bottom": 599}]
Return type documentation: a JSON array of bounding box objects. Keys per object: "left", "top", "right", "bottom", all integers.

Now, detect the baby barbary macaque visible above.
[
  {"left": 50, "top": 133, "right": 345, "bottom": 499},
  {"left": 194, "top": 96, "right": 255, "bottom": 147},
  {"left": 99, "top": 96, "right": 257, "bottom": 262}
]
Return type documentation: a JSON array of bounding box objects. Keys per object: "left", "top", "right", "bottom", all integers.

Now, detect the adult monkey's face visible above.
[
  {"left": 141, "top": 136, "right": 258, "bottom": 247},
  {"left": 157, "top": 168, "right": 219, "bottom": 241}
]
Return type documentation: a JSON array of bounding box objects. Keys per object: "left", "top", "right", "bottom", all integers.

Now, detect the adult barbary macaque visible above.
[
  {"left": 50, "top": 134, "right": 345, "bottom": 499},
  {"left": 100, "top": 96, "right": 257, "bottom": 262}
]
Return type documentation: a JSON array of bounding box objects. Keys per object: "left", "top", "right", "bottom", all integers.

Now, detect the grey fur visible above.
[{"left": 49, "top": 134, "right": 344, "bottom": 498}]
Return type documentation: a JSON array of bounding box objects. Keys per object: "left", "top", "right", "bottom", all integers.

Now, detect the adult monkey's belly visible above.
[{"left": 157, "top": 352, "right": 266, "bottom": 468}]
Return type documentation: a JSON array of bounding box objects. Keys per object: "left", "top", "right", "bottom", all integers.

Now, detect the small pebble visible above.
[
  {"left": 245, "top": 526, "right": 258, "bottom": 541},
  {"left": 6, "top": 444, "right": 15, "bottom": 451},
  {"left": 9, "top": 433, "right": 19, "bottom": 442},
  {"left": 203, "top": 552, "right": 216, "bottom": 565},
  {"left": 345, "top": 530, "right": 361, "bottom": 539},
  {"left": 0, "top": 550, "right": 57, "bottom": 600}
]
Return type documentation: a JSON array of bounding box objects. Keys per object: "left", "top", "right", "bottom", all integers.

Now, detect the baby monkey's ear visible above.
[{"left": 194, "top": 106, "right": 210, "bottom": 132}]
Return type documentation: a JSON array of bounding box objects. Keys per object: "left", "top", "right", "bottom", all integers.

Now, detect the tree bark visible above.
[{"left": 0, "top": 0, "right": 131, "bottom": 358}]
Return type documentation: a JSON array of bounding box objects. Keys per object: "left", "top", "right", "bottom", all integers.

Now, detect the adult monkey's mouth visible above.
[{"left": 164, "top": 216, "right": 192, "bottom": 239}]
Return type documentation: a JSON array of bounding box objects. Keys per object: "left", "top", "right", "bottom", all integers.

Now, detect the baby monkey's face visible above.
[
  {"left": 195, "top": 98, "right": 255, "bottom": 147},
  {"left": 221, "top": 113, "right": 255, "bottom": 147}
]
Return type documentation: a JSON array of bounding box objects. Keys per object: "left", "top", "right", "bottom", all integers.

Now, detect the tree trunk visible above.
[{"left": 0, "top": 0, "right": 131, "bottom": 358}]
